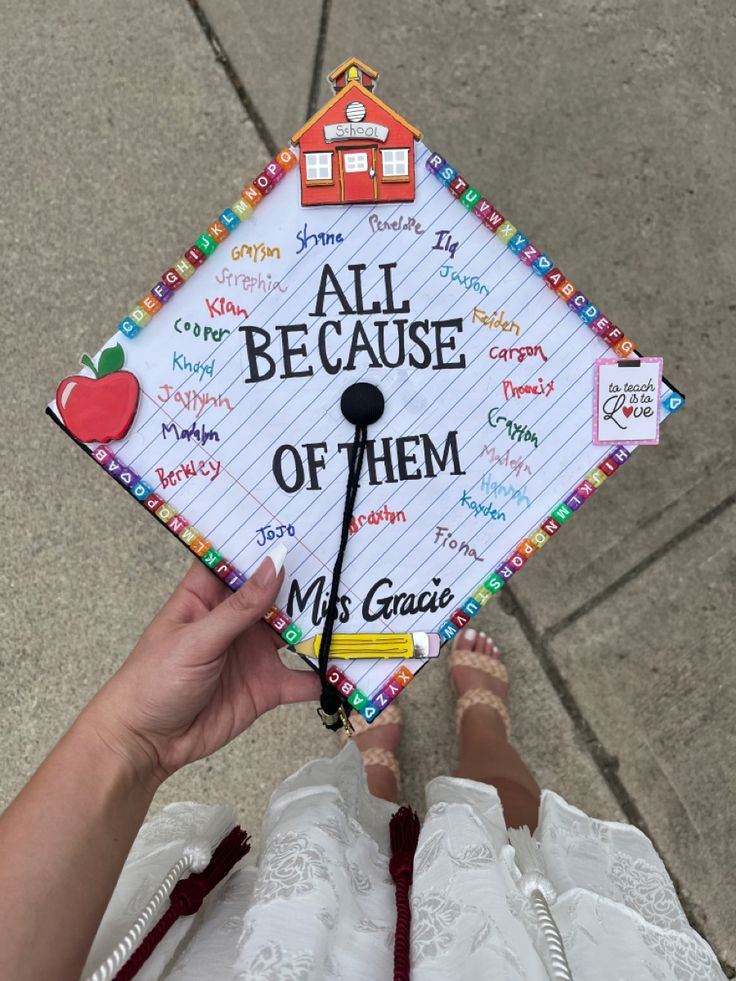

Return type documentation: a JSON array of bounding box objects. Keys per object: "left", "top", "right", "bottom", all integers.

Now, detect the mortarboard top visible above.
[{"left": 48, "top": 60, "right": 685, "bottom": 731}]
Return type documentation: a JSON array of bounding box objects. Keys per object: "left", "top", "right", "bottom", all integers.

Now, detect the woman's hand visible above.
[{"left": 87, "top": 546, "right": 320, "bottom": 784}]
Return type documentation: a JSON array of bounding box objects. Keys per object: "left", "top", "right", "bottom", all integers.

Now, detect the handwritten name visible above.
[
  {"left": 230, "top": 242, "right": 281, "bottom": 263},
  {"left": 204, "top": 297, "right": 249, "bottom": 320},
  {"left": 472, "top": 307, "right": 521, "bottom": 337},
  {"left": 215, "top": 268, "right": 287, "bottom": 295},
  {"left": 368, "top": 214, "right": 423, "bottom": 235},
  {"left": 432, "top": 229, "right": 459, "bottom": 259},
  {"left": 287, "top": 574, "right": 454, "bottom": 627},
  {"left": 349, "top": 504, "right": 407, "bottom": 535},
  {"left": 487, "top": 407, "right": 540, "bottom": 447},
  {"left": 479, "top": 475, "right": 531, "bottom": 509},
  {"left": 156, "top": 458, "right": 222, "bottom": 488},
  {"left": 434, "top": 526, "right": 485, "bottom": 561},
  {"left": 479, "top": 445, "right": 533, "bottom": 480},
  {"left": 255, "top": 522, "right": 296, "bottom": 547},
  {"left": 489, "top": 344, "right": 548, "bottom": 364},
  {"left": 172, "top": 352, "right": 215, "bottom": 382},
  {"left": 459, "top": 490, "right": 506, "bottom": 521},
  {"left": 440, "top": 265, "right": 490, "bottom": 298},
  {"left": 502, "top": 377, "right": 555, "bottom": 400},
  {"left": 295, "top": 223, "right": 344, "bottom": 255},
  {"left": 174, "top": 319, "right": 230, "bottom": 343},
  {"left": 157, "top": 384, "right": 233, "bottom": 419},
  {"left": 161, "top": 421, "right": 220, "bottom": 447}
]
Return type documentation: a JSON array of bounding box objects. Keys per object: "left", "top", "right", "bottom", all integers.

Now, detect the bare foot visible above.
[{"left": 342, "top": 704, "right": 402, "bottom": 804}]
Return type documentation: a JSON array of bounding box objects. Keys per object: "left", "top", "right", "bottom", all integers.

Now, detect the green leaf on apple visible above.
[{"left": 79, "top": 343, "right": 126, "bottom": 378}]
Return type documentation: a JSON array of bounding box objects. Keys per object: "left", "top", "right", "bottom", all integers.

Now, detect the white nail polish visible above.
[
  {"left": 267, "top": 541, "right": 288, "bottom": 575},
  {"left": 463, "top": 628, "right": 477, "bottom": 641}
]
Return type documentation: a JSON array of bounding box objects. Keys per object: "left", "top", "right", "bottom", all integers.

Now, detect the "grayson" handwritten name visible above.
[
  {"left": 487, "top": 407, "right": 540, "bottom": 447},
  {"left": 231, "top": 242, "right": 281, "bottom": 263}
]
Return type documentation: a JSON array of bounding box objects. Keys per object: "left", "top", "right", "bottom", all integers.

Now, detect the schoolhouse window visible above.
[
  {"left": 381, "top": 148, "right": 409, "bottom": 178},
  {"left": 305, "top": 152, "right": 333, "bottom": 182},
  {"left": 343, "top": 151, "right": 369, "bottom": 173}
]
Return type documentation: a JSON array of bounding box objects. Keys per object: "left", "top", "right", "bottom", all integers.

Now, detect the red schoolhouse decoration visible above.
[{"left": 291, "top": 58, "right": 421, "bottom": 207}]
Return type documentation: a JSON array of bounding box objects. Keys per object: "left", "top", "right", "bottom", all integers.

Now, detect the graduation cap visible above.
[{"left": 48, "top": 59, "right": 685, "bottom": 732}]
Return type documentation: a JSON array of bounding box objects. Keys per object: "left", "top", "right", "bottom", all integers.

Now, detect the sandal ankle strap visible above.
[
  {"left": 456, "top": 689, "right": 511, "bottom": 739},
  {"left": 448, "top": 649, "right": 508, "bottom": 683},
  {"left": 361, "top": 747, "right": 401, "bottom": 784}
]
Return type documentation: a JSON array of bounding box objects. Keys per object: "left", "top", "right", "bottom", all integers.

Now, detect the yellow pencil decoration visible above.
[{"left": 294, "top": 632, "right": 440, "bottom": 660}]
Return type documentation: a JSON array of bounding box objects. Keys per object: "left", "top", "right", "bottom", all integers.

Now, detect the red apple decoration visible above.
[{"left": 56, "top": 343, "right": 140, "bottom": 443}]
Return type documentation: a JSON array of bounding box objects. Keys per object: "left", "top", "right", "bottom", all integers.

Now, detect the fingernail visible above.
[
  {"left": 463, "top": 628, "right": 477, "bottom": 642},
  {"left": 253, "top": 542, "right": 288, "bottom": 586},
  {"left": 479, "top": 632, "right": 486, "bottom": 640}
]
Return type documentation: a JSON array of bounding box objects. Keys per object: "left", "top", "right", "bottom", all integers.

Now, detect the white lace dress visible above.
[{"left": 84, "top": 743, "right": 725, "bottom": 981}]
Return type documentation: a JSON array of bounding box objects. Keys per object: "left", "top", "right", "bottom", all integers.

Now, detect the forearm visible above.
[{"left": 0, "top": 700, "right": 161, "bottom": 981}]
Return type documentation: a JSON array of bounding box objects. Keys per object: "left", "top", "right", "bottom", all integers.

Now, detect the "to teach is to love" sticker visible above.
[{"left": 593, "top": 357, "right": 663, "bottom": 445}]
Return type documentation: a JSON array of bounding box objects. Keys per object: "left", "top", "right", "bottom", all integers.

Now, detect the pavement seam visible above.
[
  {"left": 500, "top": 585, "right": 735, "bottom": 975},
  {"left": 306, "top": 0, "right": 333, "bottom": 121},
  {"left": 547, "top": 488, "right": 736, "bottom": 640},
  {"left": 184, "top": 0, "right": 278, "bottom": 157}
]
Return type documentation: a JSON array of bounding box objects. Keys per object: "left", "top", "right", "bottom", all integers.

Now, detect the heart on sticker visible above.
[
  {"left": 622, "top": 406, "right": 634, "bottom": 418},
  {"left": 670, "top": 397, "right": 682, "bottom": 409}
]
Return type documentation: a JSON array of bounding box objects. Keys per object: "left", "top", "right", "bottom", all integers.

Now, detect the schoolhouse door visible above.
[{"left": 338, "top": 146, "right": 377, "bottom": 203}]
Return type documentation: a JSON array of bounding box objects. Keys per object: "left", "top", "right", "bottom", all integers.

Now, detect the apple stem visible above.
[{"left": 79, "top": 354, "right": 98, "bottom": 377}]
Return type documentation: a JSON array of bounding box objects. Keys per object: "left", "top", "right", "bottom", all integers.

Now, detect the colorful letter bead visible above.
[
  {"left": 462, "top": 597, "right": 482, "bottom": 616},
  {"left": 568, "top": 291, "right": 587, "bottom": 312},
  {"left": 191, "top": 537, "right": 212, "bottom": 557},
  {"left": 264, "top": 160, "right": 285, "bottom": 184},
  {"left": 484, "top": 207, "right": 505, "bottom": 232},
  {"left": 450, "top": 608, "right": 471, "bottom": 628},
  {"left": 215, "top": 560, "right": 234, "bottom": 582},
  {"left": 226, "top": 572, "right": 245, "bottom": 590},
  {"left": 276, "top": 147, "right": 297, "bottom": 171},
  {"left": 461, "top": 186, "right": 480, "bottom": 210},
  {"left": 497, "top": 221, "right": 517, "bottom": 244},
  {"left": 449, "top": 174, "right": 469, "bottom": 198},
  {"left": 508, "top": 551, "right": 526, "bottom": 571},
  {"left": 472, "top": 585, "right": 493, "bottom": 606},
  {"left": 242, "top": 183, "right": 262, "bottom": 207},
  {"left": 374, "top": 691, "right": 389, "bottom": 709},
  {"left": 540, "top": 516, "right": 561, "bottom": 537},
  {"left": 508, "top": 232, "right": 528, "bottom": 254},
  {"left": 118, "top": 317, "right": 140, "bottom": 339},
  {"left": 92, "top": 445, "right": 113, "bottom": 465},
  {"left": 557, "top": 280, "right": 577, "bottom": 300},
  {"left": 473, "top": 197, "right": 492, "bottom": 219},
  {"left": 132, "top": 480, "right": 153, "bottom": 500},
  {"left": 179, "top": 526, "right": 200, "bottom": 546},
  {"left": 544, "top": 268, "right": 565, "bottom": 290},
  {"left": 155, "top": 503, "right": 176, "bottom": 523},
  {"left": 255, "top": 171, "right": 274, "bottom": 195},
  {"left": 613, "top": 336, "right": 636, "bottom": 358},
  {"left": 151, "top": 281, "right": 173, "bottom": 304},
  {"left": 232, "top": 198, "right": 253, "bottom": 220},
  {"left": 382, "top": 679, "right": 402, "bottom": 701},
  {"left": 603, "top": 325, "right": 625, "bottom": 348},
  {"left": 586, "top": 468, "right": 607, "bottom": 488},
  {"left": 581, "top": 303, "right": 599, "bottom": 323},
  {"left": 281, "top": 623, "right": 302, "bottom": 644},
  {"left": 168, "top": 514, "right": 189, "bottom": 534},
  {"left": 438, "top": 164, "right": 457, "bottom": 186},
  {"left": 530, "top": 528, "right": 550, "bottom": 548},
  {"left": 518, "top": 539, "right": 535, "bottom": 559},
  {"left": 599, "top": 458, "right": 618, "bottom": 476},
  {"left": 439, "top": 620, "right": 459, "bottom": 641},
  {"left": 144, "top": 493, "right": 164, "bottom": 512},
  {"left": 590, "top": 314, "right": 612, "bottom": 336},
  {"left": 174, "top": 257, "right": 196, "bottom": 280},
  {"left": 339, "top": 677, "right": 356, "bottom": 697},
  {"left": 219, "top": 208, "right": 240, "bottom": 231},
  {"left": 359, "top": 700, "right": 378, "bottom": 721},
  {"left": 393, "top": 667, "right": 413, "bottom": 687},
  {"left": 263, "top": 606, "right": 280, "bottom": 624},
  {"left": 551, "top": 502, "right": 573, "bottom": 523},
  {"left": 426, "top": 152, "right": 446, "bottom": 173},
  {"left": 575, "top": 479, "right": 596, "bottom": 499},
  {"left": 495, "top": 563, "right": 515, "bottom": 580},
  {"left": 483, "top": 573, "right": 505, "bottom": 593},
  {"left": 663, "top": 391, "right": 685, "bottom": 414},
  {"left": 520, "top": 242, "right": 540, "bottom": 266},
  {"left": 195, "top": 233, "right": 216, "bottom": 256},
  {"left": 114, "top": 467, "right": 140, "bottom": 490},
  {"left": 184, "top": 245, "right": 206, "bottom": 267},
  {"left": 129, "top": 306, "right": 152, "bottom": 327},
  {"left": 533, "top": 254, "right": 553, "bottom": 276},
  {"left": 348, "top": 688, "right": 366, "bottom": 709},
  {"left": 564, "top": 492, "right": 585, "bottom": 510},
  {"left": 270, "top": 610, "right": 291, "bottom": 631},
  {"left": 163, "top": 267, "right": 184, "bottom": 290},
  {"left": 207, "top": 222, "right": 228, "bottom": 244},
  {"left": 140, "top": 293, "right": 162, "bottom": 316}
]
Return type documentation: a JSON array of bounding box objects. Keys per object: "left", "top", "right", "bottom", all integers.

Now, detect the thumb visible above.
[{"left": 203, "top": 543, "right": 288, "bottom": 648}]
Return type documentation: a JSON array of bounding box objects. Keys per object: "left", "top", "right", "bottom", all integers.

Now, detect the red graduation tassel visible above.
[
  {"left": 114, "top": 826, "right": 250, "bottom": 981},
  {"left": 389, "top": 806, "right": 421, "bottom": 981}
]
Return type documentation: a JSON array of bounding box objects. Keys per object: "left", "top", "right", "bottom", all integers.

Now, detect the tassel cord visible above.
[{"left": 530, "top": 889, "right": 574, "bottom": 981}]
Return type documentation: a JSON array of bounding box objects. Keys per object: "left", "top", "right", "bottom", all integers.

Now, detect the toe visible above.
[{"left": 454, "top": 627, "right": 477, "bottom": 652}]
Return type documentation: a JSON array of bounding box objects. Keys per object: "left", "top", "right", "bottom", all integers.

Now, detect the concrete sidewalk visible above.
[{"left": 1, "top": 0, "right": 733, "bottom": 970}]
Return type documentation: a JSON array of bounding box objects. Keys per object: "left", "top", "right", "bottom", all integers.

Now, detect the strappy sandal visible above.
[
  {"left": 448, "top": 644, "right": 511, "bottom": 739},
  {"left": 340, "top": 702, "right": 402, "bottom": 786}
]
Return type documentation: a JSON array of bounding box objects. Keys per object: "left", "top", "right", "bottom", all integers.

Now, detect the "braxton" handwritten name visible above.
[{"left": 349, "top": 504, "right": 407, "bottom": 535}]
